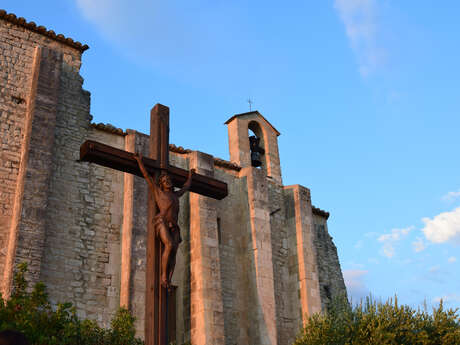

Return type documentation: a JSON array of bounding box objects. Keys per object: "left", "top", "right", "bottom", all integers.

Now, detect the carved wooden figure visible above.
[{"left": 133, "top": 153, "right": 193, "bottom": 290}]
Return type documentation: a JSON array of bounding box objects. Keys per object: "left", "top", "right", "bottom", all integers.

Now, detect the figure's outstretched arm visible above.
[
  {"left": 134, "top": 153, "right": 157, "bottom": 194},
  {"left": 176, "top": 169, "right": 195, "bottom": 197}
]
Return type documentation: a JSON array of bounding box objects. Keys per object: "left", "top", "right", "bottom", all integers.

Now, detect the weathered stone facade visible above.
[{"left": 0, "top": 10, "right": 346, "bottom": 345}]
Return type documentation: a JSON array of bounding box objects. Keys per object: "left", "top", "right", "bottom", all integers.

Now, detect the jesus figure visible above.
[{"left": 134, "top": 153, "right": 194, "bottom": 289}]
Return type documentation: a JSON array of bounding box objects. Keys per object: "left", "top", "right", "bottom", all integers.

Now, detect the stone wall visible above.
[
  {"left": 40, "top": 126, "right": 125, "bottom": 325},
  {"left": 0, "top": 15, "right": 87, "bottom": 295},
  {"left": 214, "top": 169, "right": 249, "bottom": 345},
  {"left": 0, "top": 13, "right": 126, "bottom": 326},
  {"left": 268, "top": 180, "right": 293, "bottom": 345},
  {"left": 313, "top": 214, "right": 347, "bottom": 312},
  {"left": 283, "top": 185, "right": 322, "bottom": 331}
]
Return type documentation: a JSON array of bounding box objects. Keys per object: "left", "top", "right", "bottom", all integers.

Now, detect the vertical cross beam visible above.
[
  {"left": 151, "top": 104, "right": 169, "bottom": 170},
  {"left": 146, "top": 104, "right": 169, "bottom": 345}
]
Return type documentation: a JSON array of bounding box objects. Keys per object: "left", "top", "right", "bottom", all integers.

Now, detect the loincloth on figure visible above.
[{"left": 154, "top": 215, "right": 182, "bottom": 244}]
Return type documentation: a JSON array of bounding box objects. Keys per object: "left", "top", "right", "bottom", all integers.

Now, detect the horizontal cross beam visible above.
[{"left": 80, "top": 140, "right": 228, "bottom": 200}]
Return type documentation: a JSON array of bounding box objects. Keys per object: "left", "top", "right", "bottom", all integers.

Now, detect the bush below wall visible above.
[
  {"left": 0, "top": 263, "right": 143, "bottom": 345},
  {"left": 294, "top": 295, "right": 460, "bottom": 345}
]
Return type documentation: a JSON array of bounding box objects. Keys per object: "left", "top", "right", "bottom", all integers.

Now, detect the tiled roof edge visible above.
[
  {"left": 169, "top": 144, "right": 191, "bottom": 154},
  {"left": 0, "top": 9, "right": 89, "bottom": 52},
  {"left": 214, "top": 157, "right": 241, "bottom": 171},
  {"left": 91, "top": 122, "right": 126, "bottom": 136}
]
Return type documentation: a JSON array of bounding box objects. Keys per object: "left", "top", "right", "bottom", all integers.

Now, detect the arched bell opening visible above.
[{"left": 248, "top": 121, "right": 266, "bottom": 170}]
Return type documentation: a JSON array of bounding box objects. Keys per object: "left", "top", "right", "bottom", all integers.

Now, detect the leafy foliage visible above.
[
  {"left": 0, "top": 263, "right": 143, "bottom": 345},
  {"left": 294, "top": 295, "right": 460, "bottom": 345}
]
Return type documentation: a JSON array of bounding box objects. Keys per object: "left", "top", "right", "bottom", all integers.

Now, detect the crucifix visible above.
[{"left": 79, "top": 104, "right": 227, "bottom": 345}]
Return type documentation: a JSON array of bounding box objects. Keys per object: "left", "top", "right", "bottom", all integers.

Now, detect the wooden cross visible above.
[{"left": 80, "top": 104, "right": 227, "bottom": 345}]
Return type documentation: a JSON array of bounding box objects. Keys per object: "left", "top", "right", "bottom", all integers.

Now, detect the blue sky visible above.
[{"left": 4, "top": 1, "right": 459, "bottom": 310}]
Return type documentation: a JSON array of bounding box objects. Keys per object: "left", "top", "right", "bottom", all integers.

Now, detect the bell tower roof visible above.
[
  {"left": 224, "top": 110, "right": 281, "bottom": 136},
  {"left": 225, "top": 110, "right": 282, "bottom": 184}
]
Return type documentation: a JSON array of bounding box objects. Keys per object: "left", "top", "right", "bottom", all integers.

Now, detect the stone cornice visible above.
[
  {"left": 90, "top": 122, "right": 242, "bottom": 172},
  {"left": 0, "top": 9, "right": 89, "bottom": 52},
  {"left": 312, "top": 206, "right": 330, "bottom": 219}
]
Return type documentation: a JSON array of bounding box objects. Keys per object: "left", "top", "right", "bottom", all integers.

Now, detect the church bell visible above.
[{"left": 249, "top": 135, "right": 265, "bottom": 167}]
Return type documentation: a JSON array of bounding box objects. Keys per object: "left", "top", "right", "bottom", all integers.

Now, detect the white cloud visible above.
[
  {"left": 333, "top": 0, "right": 385, "bottom": 77},
  {"left": 343, "top": 269, "right": 369, "bottom": 302},
  {"left": 364, "top": 232, "right": 379, "bottom": 238},
  {"left": 412, "top": 237, "right": 426, "bottom": 253},
  {"left": 75, "top": 0, "right": 114, "bottom": 21},
  {"left": 442, "top": 189, "right": 460, "bottom": 202},
  {"left": 433, "top": 293, "right": 460, "bottom": 304},
  {"left": 378, "top": 226, "right": 414, "bottom": 258},
  {"left": 75, "top": 0, "right": 161, "bottom": 44},
  {"left": 400, "top": 258, "right": 414, "bottom": 265},
  {"left": 354, "top": 240, "right": 363, "bottom": 249},
  {"left": 346, "top": 261, "right": 365, "bottom": 269},
  {"left": 422, "top": 207, "right": 460, "bottom": 245},
  {"left": 423, "top": 265, "right": 447, "bottom": 284},
  {"left": 73, "top": 0, "right": 267, "bottom": 84},
  {"left": 75, "top": 0, "right": 122, "bottom": 33},
  {"left": 428, "top": 265, "right": 440, "bottom": 273},
  {"left": 448, "top": 256, "right": 457, "bottom": 263}
]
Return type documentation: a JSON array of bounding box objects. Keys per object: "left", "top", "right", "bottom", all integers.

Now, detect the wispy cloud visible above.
[
  {"left": 75, "top": 0, "right": 127, "bottom": 39},
  {"left": 364, "top": 232, "right": 379, "bottom": 238},
  {"left": 448, "top": 256, "right": 457, "bottom": 263},
  {"left": 412, "top": 237, "right": 426, "bottom": 253},
  {"left": 343, "top": 269, "right": 369, "bottom": 302},
  {"left": 442, "top": 189, "right": 460, "bottom": 203},
  {"left": 73, "top": 0, "right": 263, "bottom": 83},
  {"left": 433, "top": 293, "right": 460, "bottom": 305},
  {"left": 423, "top": 265, "right": 447, "bottom": 284},
  {"left": 421, "top": 207, "right": 460, "bottom": 245},
  {"left": 75, "top": 0, "right": 115, "bottom": 22},
  {"left": 74, "top": 0, "right": 178, "bottom": 53},
  {"left": 428, "top": 265, "right": 440, "bottom": 273},
  {"left": 378, "top": 226, "right": 414, "bottom": 258},
  {"left": 333, "top": 0, "right": 385, "bottom": 77}
]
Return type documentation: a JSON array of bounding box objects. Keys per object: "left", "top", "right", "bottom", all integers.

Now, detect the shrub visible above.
[
  {"left": 294, "top": 295, "right": 460, "bottom": 345},
  {"left": 0, "top": 263, "right": 143, "bottom": 345}
]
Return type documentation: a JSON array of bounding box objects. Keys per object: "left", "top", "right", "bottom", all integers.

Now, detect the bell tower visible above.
[
  {"left": 225, "top": 110, "right": 282, "bottom": 344},
  {"left": 225, "top": 111, "right": 282, "bottom": 184}
]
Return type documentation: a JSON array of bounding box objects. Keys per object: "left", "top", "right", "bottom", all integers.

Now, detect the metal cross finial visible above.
[{"left": 247, "top": 98, "right": 253, "bottom": 111}]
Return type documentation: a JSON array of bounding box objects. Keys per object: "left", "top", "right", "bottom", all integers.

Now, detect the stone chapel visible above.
[{"left": 0, "top": 9, "right": 346, "bottom": 345}]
